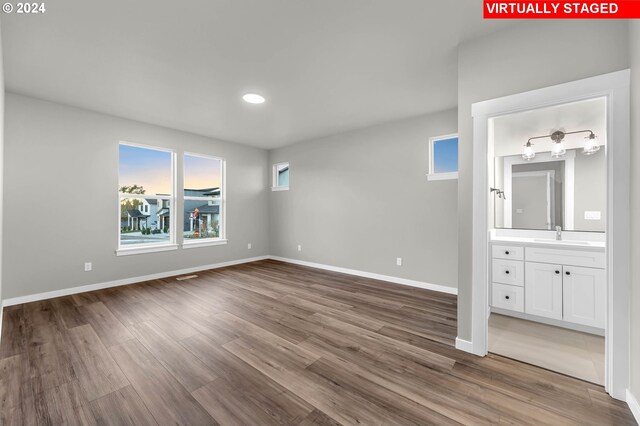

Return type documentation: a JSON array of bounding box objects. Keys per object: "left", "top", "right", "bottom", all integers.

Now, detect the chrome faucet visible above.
[{"left": 556, "top": 226, "right": 562, "bottom": 240}]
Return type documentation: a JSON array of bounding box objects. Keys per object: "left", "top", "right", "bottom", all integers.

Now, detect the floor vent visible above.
[{"left": 176, "top": 274, "right": 198, "bottom": 281}]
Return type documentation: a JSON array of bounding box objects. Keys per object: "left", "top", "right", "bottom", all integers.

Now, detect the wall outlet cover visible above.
[
  {"left": 84, "top": 262, "right": 92, "bottom": 272},
  {"left": 396, "top": 257, "right": 402, "bottom": 266},
  {"left": 297, "top": 245, "right": 302, "bottom": 251},
  {"left": 584, "top": 211, "right": 601, "bottom": 220},
  {"left": 248, "top": 243, "right": 252, "bottom": 249}
]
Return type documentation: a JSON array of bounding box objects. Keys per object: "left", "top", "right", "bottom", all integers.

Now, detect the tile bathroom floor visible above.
[{"left": 489, "top": 313, "right": 605, "bottom": 385}]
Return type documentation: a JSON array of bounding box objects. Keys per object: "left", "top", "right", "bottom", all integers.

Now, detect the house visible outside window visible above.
[
  {"left": 427, "top": 134, "right": 458, "bottom": 181},
  {"left": 183, "top": 153, "right": 226, "bottom": 246},
  {"left": 272, "top": 162, "right": 289, "bottom": 190},
  {"left": 118, "top": 143, "right": 175, "bottom": 254}
]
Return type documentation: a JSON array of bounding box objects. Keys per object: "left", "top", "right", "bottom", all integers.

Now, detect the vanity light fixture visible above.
[{"left": 523, "top": 129, "right": 599, "bottom": 160}]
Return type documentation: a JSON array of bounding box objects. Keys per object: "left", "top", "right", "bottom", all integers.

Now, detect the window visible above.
[
  {"left": 428, "top": 134, "right": 459, "bottom": 180},
  {"left": 272, "top": 162, "right": 289, "bottom": 190},
  {"left": 183, "top": 153, "right": 225, "bottom": 246},
  {"left": 118, "top": 143, "right": 176, "bottom": 254}
]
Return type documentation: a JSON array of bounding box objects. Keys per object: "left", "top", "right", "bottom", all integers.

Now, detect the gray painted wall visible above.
[
  {"left": 456, "top": 20, "right": 629, "bottom": 341},
  {"left": 268, "top": 109, "right": 458, "bottom": 289},
  {"left": 630, "top": 19, "right": 640, "bottom": 404},
  {"left": 2, "top": 93, "right": 269, "bottom": 299}
]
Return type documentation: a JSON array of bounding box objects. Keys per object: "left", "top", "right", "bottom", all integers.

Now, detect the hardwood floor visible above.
[{"left": 0, "top": 259, "right": 635, "bottom": 425}]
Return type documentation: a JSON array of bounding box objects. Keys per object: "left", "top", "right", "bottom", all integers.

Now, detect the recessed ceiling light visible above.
[{"left": 243, "top": 93, "right": 265, "bottom": 104}]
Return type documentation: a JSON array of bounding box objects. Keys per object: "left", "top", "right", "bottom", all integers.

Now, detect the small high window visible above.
[
  {"left": 428, "top": 134, "right": 458, "bottom": 181},
  {"left": 272, "top": 162, "right": 289, "bottom": 191}
]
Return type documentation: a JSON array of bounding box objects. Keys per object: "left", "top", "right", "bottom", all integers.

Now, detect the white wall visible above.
[
  {"left": 0, "top": 23, "right": 4, "bottom": 314},
  {"left": 629, "top": 19, "right": 640, "bottom": 406},
  {"left": 268, "top": 109, "right": 458, "bottom": 289},
  {"left": 456, "top": 20, "right": 629, "bottom": 341},
  {"left": 2, "top": 93, "right": 269, "bottom": 300}
]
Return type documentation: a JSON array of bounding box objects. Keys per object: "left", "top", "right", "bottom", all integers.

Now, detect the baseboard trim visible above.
[
  {"left": 268, "top": 256, "right": 457, "bottom": 295},
  {"left": 627, "top": 389, "right": 640, "bottom": 424},
  {"left": 455, "top": 337, "right": 474, "bottom": 353},
  {"left": 2, "top": 254, "right": 458, "bottom": 307},
  {"left": 2, "top": 255, "right": 269, "bottom": 307}
]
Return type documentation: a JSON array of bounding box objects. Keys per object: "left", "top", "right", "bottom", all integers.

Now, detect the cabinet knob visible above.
[
  {"left": 505, "top": 251, "right": 510, "bottom": 255},
  {"left": 505, "top": 270, "right": 510, "bottom": 274},
  {"left": 555, "top": 270, "right": 560, "bottom": 274},
  {"left": 505, "top": 295, "right": 510, "bottom": 300},
  {"left": 566, "top": 271, "right": 571, "bottom": 276}
]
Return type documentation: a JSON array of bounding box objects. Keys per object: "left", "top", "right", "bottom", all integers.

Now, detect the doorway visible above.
[{"left": 467, "top": 70, "right": 630, "bottom": 400}]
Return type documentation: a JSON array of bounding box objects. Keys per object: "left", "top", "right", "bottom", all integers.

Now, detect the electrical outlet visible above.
[
  {"left": 584, "top": 211, "right": 601, "bottom": 220},
  {"left": 84, "top": 262, "right": 92, "bottom": 272},
  {"left": 248, "top": 243, "right": 252, "bottom": 249},
  {"left": 396, "top": 257, "right": 402, "bottom": 266},
  {"left": 297, "top": 245, "right": 302, "bottom": 252}
]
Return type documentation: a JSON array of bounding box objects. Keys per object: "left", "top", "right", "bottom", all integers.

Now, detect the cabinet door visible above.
[
  {"left": 562, "top": 266, "right": 606, "bottom": 328},
  {"left": 525, "top": 262, "right": 563, "bottom": 319}
]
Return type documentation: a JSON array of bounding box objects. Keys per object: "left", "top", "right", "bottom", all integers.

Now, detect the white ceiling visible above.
[
  {"left": 1, "top": 0, "right": 512, "bottom": 149},
  {"left": 492, "top": 97, "right": 607, "bottom": 157}
]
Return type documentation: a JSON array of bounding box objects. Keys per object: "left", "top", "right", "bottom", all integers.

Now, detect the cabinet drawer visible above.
[
  {"left": 492, "top": 259, "right": 524, "bottom": 286},
  {"left": 525, "top": 247, "right": 605, "bottom": 268},
  {"left": 492, "top": 244, "right": 524, "bottom": 261},
  {"left": 491, "top": 283, "right": 524, "bottom": 312}
]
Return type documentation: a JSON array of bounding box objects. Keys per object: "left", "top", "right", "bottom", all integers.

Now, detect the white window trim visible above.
[
  {"left": 116, "top": 244, "right": 179, "bottom": 256},
  {"left": 118, "top": 141, "right": 177, "bottom": 252},
  {"left": 427, "top": 133, "right": 459, "bottom": 181},
  {"left": 183, "top": 152, "right": 226, "bottom": 243},
  {"left": 272, "top": 162, "right": 290, "bottom": 191},
  {"left": 182, "top": 239, "right": 228, "bottom": 249}
]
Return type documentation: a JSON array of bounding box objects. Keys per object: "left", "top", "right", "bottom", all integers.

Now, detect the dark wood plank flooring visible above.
[{"left": 0, "top": 259, "right": 635, "bottom": 425}]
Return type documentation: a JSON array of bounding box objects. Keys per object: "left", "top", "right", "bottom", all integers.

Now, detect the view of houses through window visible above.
[
  {"left": 183, "top": 153, "right": 223, "bottom": 242},
  {"left": 118, "top": 143, "right": 225, "bottom": 249},
  {"left": 119, "top": 144, "right": 174, "bottom": 247}
]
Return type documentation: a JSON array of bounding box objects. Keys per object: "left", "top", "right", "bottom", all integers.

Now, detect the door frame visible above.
[{"left": 467, "top": 70, "right": 630, "bottom": 400}]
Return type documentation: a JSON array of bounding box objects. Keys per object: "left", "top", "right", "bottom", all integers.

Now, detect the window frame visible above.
[
  {"left": 182, "top": 152, "right": 227, "bottom": 249},
  {"left": 116, "top": 141, "right": 178, "bottom": 256},
  {"left": 272, "top": 162, "right": 290, "bottom": 191},
  {"left": 427, "top": 133, "right": 459, "bottom": 181}
]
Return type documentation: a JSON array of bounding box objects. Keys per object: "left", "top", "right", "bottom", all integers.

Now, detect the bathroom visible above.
[{"left": 487, "top": 96, "right": 607, "bottom": 384}]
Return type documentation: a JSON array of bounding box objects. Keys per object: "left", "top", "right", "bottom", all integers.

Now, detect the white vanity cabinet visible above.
[
  {"left": 524, "top": 262, "right": 563, "bottom": 320},
  {"left": 490, "top": 242, "right": 606, "bottom": 331},
  {"left": 562, "top": 266, "right": 606, "bottom": 328}
]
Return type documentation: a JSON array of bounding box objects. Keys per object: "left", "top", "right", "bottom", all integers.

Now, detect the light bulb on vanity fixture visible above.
[
  {"left": 522, "top": 141, "right": 535, "bottom": 160},
  {"left": 583, "top": 132, "right": 601, "bottom": 155},
  {"left": 550, "top": 130, "right": 566, "bottom": 158}
]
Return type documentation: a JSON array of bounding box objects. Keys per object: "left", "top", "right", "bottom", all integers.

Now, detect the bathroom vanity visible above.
[{"left": 490, "top": 232, "right": 606, "bottom": 333}]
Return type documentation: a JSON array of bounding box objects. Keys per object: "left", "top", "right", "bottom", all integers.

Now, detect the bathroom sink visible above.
[{"left": 533, "top": 239, "right": 591, "bottom": 246}]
